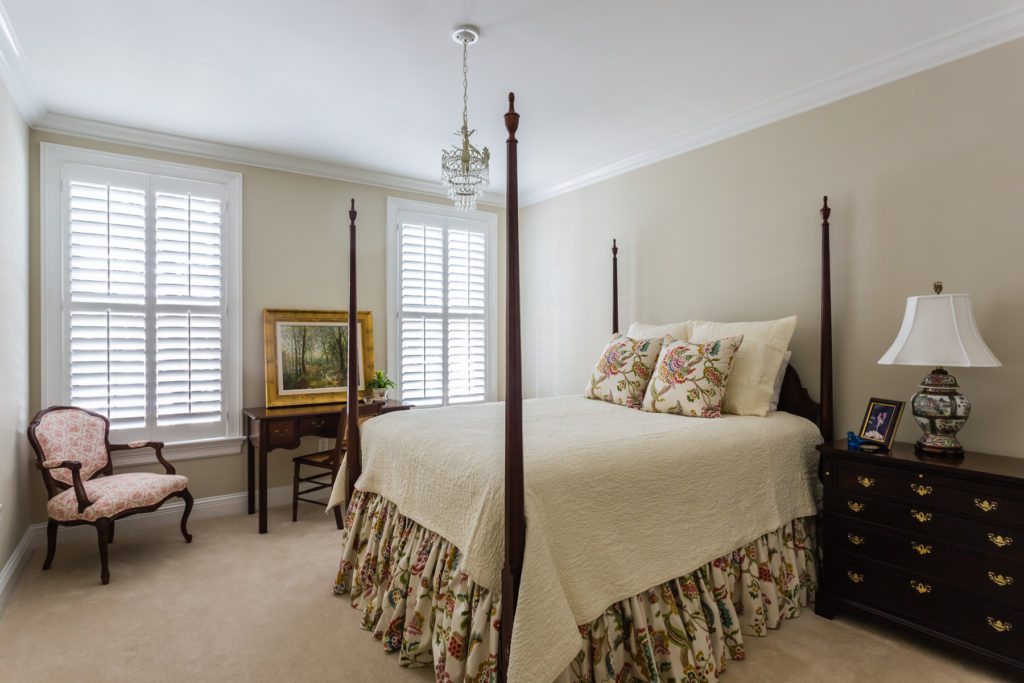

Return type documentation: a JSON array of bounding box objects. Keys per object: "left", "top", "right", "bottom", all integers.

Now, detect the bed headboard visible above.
[{"left": 606, "top": 196, "right": 834, "bottom": 437}]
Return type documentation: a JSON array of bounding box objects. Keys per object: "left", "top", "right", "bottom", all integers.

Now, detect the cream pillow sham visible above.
[
  {"left": 690, "top": 316, "right": 797, "bottom": 417},
  {"left": 626, "top": 320, "right": 693, "bottom": 342}
]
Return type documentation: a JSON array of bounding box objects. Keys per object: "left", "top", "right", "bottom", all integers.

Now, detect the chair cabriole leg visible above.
[
  {"left": 95, "top": 519, "right": 111, "bottom": 585},
  {"left": 43, "top": 519, "right": 58, "bottom": 570},
  {"left": 180, "top": 489, "right": 194, "bottom": 543}
]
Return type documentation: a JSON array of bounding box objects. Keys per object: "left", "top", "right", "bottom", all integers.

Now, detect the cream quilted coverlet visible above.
[{"left": 329, "top": 395, "right": 822, "bottom": 682}]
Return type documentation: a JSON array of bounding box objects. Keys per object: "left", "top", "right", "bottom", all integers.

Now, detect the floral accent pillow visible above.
[
  {"left": 584, "top": 334, "right": 663, "bottom": 409},
  {"left": 642, "top": 335, "right": 744, "bottom": 418}
]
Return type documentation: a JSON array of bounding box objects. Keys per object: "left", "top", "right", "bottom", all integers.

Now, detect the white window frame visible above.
[
  {"left": 386, "top": 196, "right": 498, "bottom": 405},
  {"left": 40, "top": 143, "right": 243, "bottom": 463}
]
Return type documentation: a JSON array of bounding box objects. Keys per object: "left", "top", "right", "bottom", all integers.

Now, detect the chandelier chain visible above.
[{"left": 462, "top": 39, "right": 469, "bottom": 130}]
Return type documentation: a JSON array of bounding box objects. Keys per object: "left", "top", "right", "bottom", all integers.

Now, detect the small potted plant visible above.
[{"left": 365, "top": 370, "right": 396, "bottom": 403}]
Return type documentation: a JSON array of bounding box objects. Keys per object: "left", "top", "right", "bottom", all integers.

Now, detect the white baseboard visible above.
[
  {"left": 0, "top": 526, "right": 36, "bottom": 614},
  {"left": 0, "top": 484, "right": 299, "bottom": 614}
]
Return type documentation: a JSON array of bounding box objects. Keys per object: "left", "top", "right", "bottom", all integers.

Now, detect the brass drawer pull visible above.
[
  {"left": 848, "top": 501, "right": 865, "bottom": 513},
  {"left": 988, "top": 533, "right": 1014, "bottom": 548},
  {"left": 988, "top": 571, "right": 1014, "bottom": 587},
  {"left": 910, "top": 484, "right": 933, "bottom": 496},
  {"left": 847, "top": 533, "right": 865, "bottom": 546},
  {"left": 311, "top": 419, "right": 325, "bottom": 428},
  {"left": 974, "top": 498, "right": 999, "bottom": 513},
  {"left": 847, "top": 570, "right": 864, "bottom": 583},
  {"left": 272, "top": 427, "right": 288, "bottom": 436},
  {"left": 910, "top": 541, "right": 932, "bottom": 555},
  {"left": 857, "top": 475, "right": 876, "bottom": 488},
  {"left": 988, "top": 617, "right": 1013, "bottom": 632},
  {"left": 910, "top": 509, "right": 933, "bottom": 523},
  {"left": 910, "top": 579, "right": 932, "bottom": 594}
]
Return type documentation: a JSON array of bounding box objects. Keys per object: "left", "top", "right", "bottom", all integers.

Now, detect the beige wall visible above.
[
  {"left": 0, "top": 79, "right": 30, "bottom": 567},
  {"left": 28, "top": 131, "right": 505, "bottom": 521},
  {"left": 521, "top": 37, "right": 1024, "bottom": 457}
]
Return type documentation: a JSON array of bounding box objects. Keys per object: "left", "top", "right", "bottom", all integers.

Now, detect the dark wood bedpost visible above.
[
  {"left": 612, "top": 239, "right": 619, "bottom": 334},
  {"left": 819, "top": 196, "right": 834, "bottom": 442},
  {"left": 500, "top": 92, "right": 524, "bottom": 683},
  {"left": 345, "top": 199, "right": 361, "bottom": 506}
]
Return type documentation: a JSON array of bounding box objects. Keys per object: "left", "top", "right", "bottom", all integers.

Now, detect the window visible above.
[
  {"left": 386, "top": 197, "right": 497, "bottom": 406},
  {"left": 41, "top": 144, "right": 242, "bottom": 456}
]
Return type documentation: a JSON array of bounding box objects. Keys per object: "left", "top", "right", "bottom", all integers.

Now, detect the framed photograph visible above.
[
  {"left": 858, "top": 397, "right": 905, "bottom": 450},
  {"left": 262, "top": 309, "right": 375, "bottom": 408}
]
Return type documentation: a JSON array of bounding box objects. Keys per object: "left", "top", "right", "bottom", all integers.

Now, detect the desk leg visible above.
[
  {"left": 246, "top": 418, "right": 255, "bottom": 515},
  {"left": 258, "top": 421, "right": 269, "bottom": 534}
]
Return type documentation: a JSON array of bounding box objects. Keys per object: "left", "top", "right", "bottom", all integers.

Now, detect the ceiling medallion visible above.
[{"left": 441, "top": 25, "right": 489, "bottom": 211}]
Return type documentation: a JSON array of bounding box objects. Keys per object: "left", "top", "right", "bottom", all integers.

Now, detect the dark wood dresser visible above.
[{"left": 817, "top": 440, "right": 1024, "bottom": 670}]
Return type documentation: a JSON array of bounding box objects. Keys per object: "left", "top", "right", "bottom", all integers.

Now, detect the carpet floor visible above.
[{"left": 0, "top": 506, "right": 1015, "bottom": 682}]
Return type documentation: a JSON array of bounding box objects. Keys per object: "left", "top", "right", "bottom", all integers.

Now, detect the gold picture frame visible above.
[{"left": 262, "top": 308, "right": 375, "bottom": 408}]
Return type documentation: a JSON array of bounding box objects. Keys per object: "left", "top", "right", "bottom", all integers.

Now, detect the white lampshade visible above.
[{"left": 878, "top": 293, "right": 1001, "bottom": 367}]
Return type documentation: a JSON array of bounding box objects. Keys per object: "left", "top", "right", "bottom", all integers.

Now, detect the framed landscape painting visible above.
[{"left": 262, "top": 309, "right": 375, "bottom": 407}]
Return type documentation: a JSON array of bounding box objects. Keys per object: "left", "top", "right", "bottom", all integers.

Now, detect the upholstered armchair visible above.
[{"left": 27, "top": 406, "right": 194, "bottom": 585}]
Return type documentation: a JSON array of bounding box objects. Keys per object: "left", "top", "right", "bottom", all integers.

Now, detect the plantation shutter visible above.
[
  {"left": 68, "top": 177, "right": 148, "bottom": 429},
  {"left": 446, "top": 225, "right": 487, "bottom": 403},
  {"left": 154, "top": 188, "right": 224, "bottom": 426},
  {"left": 63, "top": 165, "right": 228, "bottom": 441},
  {"left": 396, "top": 211, "right": 491, "bottom": 406}
]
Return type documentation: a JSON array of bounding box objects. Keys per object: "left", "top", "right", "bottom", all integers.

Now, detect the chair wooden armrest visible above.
[
  {"left": 41, "top": 460, "right": 93, "bottom": 512},
  {"left": 109, "top": 440, "right": 175, "bottom": 474}
]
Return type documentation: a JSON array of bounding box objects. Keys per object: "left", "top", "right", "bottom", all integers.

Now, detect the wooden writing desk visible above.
[{"left": 242, "top": 400, "right": 410, "bottom": 533}]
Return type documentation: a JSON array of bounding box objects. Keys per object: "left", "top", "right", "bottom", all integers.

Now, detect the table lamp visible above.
[{"left": 878, "top": 282, "right": 1001, "bottom": 456}]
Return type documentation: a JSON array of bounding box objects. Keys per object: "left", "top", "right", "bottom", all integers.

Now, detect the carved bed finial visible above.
[
  {"left": 505, "top": 92, "right": 519, "bottom": 142},
  {"left": 820, "top": 196, "right": 830, "bottom": 222}
]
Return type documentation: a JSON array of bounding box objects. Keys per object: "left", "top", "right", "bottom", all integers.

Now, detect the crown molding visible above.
[
  {"left": 0, "top": 1, "right": 44, "bottom": 123},
  {"left": 5, "top": 0, "right": 1023, "bottom": 208},
  {"left": 520, "top": 5, "right": 1024, "bottom": 206},
  {"left": 34, "top": 112, "right": 506, "bottom": 206}
]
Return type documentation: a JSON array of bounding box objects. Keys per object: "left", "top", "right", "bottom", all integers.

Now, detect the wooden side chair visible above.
[
  {"left": 292, "top": 401, "right": 384, "bottom": 524},
  {"left": 27, "top": 406, "right": 194, "bottom": 585}
]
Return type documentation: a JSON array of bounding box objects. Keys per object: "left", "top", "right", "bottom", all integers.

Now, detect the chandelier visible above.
[{"left": 441, "top": 25, "right": 489, "bottom": 211}]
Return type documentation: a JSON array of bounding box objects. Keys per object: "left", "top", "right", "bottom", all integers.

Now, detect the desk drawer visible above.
[
  {"left": 834, "top": 459, "right": 1024, "bottom": 526},
  {"left": 266, "top": 420, "right": 297, "bottom": 447},
  {"left": 825, "top": 517, "right": 1024, "bottom": 604},
  {"left": 299, "top": 415, "right": 338, "bottom": 437},
  {"left": 830, "top": 551, "right": 1024, "bottom": 659},
  {"left": 826, "top": 494, "right": 1023, "bottom": 563}
]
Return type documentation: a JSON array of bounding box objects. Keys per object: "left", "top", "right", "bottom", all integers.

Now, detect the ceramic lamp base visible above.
[{"left": 911, "top": 368, "right": 969, "bottom": 458}]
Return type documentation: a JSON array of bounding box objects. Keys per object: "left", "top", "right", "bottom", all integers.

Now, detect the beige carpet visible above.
[{"left": 0, "top": 507, "right": 1015, "bottom": 682}]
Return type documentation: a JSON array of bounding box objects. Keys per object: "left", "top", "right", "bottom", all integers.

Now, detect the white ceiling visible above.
[{"left": 3, "top": 0, "right": 1024, "bottom": 203}]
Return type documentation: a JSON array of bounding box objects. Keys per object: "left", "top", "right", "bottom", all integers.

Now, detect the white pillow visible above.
[
  {"left": 690, "top": 316, "right": 797, "bottom": 417},
  {"left": 627, "top": 321, "right": 692, "bottom": 342},
  {"left": 769, "top": 350, "right": 793, "bottom": 412}
]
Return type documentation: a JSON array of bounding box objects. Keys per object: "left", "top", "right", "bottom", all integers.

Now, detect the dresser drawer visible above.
[
  {"left": 825, "top": 494, "right": 1023, "bottom": 563},
  {"left": 829, "top": 551, "right": 1024, "bottom": 659},
  {"left": 833, "top": 459, "right": 1024, "bottom": 526},
  {"left": 299, "top": 415, "right": 338, "bottom": 438},
  {"left": 266, "top": 420, "right": 297, "bottom": 447},
  {"left": 825, "top": 517, "right": 1024, "bottom": 604}
]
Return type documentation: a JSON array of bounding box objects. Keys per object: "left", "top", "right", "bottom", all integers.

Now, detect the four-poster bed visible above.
[{"left": 334, "top": 94, "right": 835, "bottom": 682}]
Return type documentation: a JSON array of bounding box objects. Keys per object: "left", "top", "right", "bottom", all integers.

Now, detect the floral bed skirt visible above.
[{"left": 334, "top": 490, "right": 817, "bottom": 682}]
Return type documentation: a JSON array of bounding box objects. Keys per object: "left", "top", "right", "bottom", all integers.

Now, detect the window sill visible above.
[{"left": 111, "top": 436, "right": 244, "bottom": 466}]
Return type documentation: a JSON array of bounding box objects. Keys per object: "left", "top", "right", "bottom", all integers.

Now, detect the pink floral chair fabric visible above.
[{"left": 28, "top": 406, "right": 194, "bottom": 585}]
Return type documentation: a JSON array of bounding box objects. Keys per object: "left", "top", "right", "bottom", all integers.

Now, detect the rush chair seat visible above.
[
  {"left": 292, "top": 401, "right": 384, "bottom": 525},
  {"left": 27, "top": 406, "right": 194, "bottom": 585}
]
